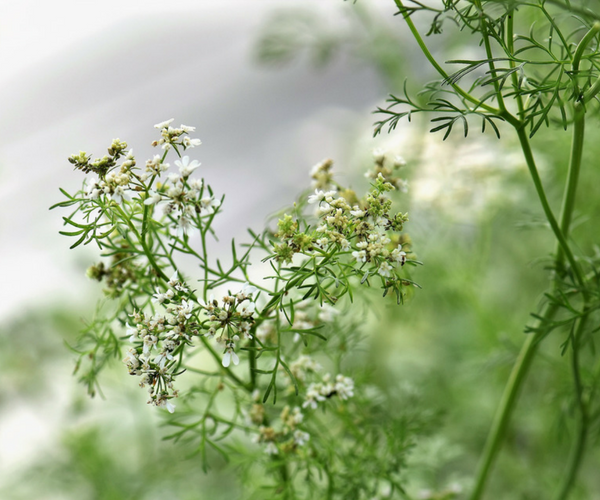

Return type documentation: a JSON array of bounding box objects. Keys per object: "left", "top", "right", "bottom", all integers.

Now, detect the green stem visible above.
[
  {"left": 553, "top": 310, "right": 591, "bottom": 500},
  {"left": 473, "top": 0, "right": 507, "bottom": 112},
  {"left": 470, "top": 109, "right": 588, "bottom": 500},
  {"left": 249, "top": 332, "right": 257, "bottom": 391},
  {"left": 393, "top": 0, "right": 500, "bottom": 114},
  {"left": 509, "top": 121, "right": 585, "bottom": 289},
  {"left": 507, "top": 11, "right": 525, "bottom": 120},
  {"left": 571, "top": 22, "right": 600, "bottom": 97},
  {"left": 469, "top": 302, "right": 559, "bottom": 500},
  {"left": 555, "top": 105, "right": 585, "bottom": 275}
]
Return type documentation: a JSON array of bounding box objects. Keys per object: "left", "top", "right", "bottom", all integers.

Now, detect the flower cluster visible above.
[
  {"left": 256, "top": 302, "right": 339, "bottom": 345},
  {"left": 273, "top": 162, "right": 411, "bottom": 286},
  {"left": 252, "top": 404, "right": 310, "bottom": 456},
  {"left": 310, "top": 158, "right": 335, "bottom": 189},
  {"left": 144, "top": 154, "right": 220, "bottom": 237},
  {"left": 77, "top": 144, "right": 135, "bottom": 204},
  {"left": 282, "top": 354, "right": 355, "bottom": 410},
  {"left": 200, "top": 283, "right": 259, "bottom": 367},
  {"left": 85, "top": 248, "right": 137, "bottom": 298},
  {"left": 367, "top": 148, "right": 409, "bottom": 192},
  {"left": 302, "top": 373, "right": 355, "bottom": 410},
  {"left": 122, "top": 272, "right": 200, "bottom": 413},
  {"left": 69, "top": 121, "right": 218, "bottom": 241},
  {"left": 151, "top": 118, "right": 202, "bottom": 150}
]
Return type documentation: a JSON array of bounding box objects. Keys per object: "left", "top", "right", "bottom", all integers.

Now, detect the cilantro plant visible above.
[
  {"left": 52, "top": 0, "right": 600, "bottom": 497},
  {"left": 52, "top": 119, "right": 420, "bottom": 498},
  {"left": 369, "top": 1, "right": 600, "bottom": 499}
]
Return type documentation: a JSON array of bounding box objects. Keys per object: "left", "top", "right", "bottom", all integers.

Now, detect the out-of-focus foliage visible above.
[
  {"left": 4, "top": 1, "right": 600, "bottom": 499},
  {"left": 254, "top": 3, "right": 410, "bottom": 89}
]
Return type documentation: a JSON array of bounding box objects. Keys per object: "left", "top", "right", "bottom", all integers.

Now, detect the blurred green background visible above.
[{"left": 2, "top": 1, "right": 600, "bottom": 499}]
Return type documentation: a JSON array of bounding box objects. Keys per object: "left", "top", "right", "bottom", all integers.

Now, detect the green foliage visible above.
[{"left": 50, "top": 118, "right": 423, "bottom": 498}]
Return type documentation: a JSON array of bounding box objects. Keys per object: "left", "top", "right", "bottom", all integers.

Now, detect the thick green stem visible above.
[
  {"left": 469, "top": 303, "right": 558, "bottom": 500},
  {"left": 470, "top": 110, "right": 588, "bottom": 500},
  {"left": 555, "top": 105, "right": 584, "bottom": 274}
]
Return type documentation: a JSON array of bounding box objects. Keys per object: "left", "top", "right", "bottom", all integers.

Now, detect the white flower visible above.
[
  {"left": 175, "top": 156, "right": 201, "bottom": 177},
  {"left": 317, "top": 203, "right": 333, "bottom": 216},
  {"left": 302, "top": 383, "right": 326, "bottom": 409},
  {"left": 293, "top": 430, "right": 310, "bottom": 446},
  {"left": 187, "top": 178, "right": 203, "bottom": 198},
  {"left": 142, "top": 334, "right": 158, "bottom": 355},
  {"left": 315, "top": 237, "right": 329, "bottom": 249},
  {"left": 239, "top": 301, "right": 256, "bottom": 318},
  {"left": 167, "top": 172, "right": 181, "bottom": 185},
  {"left": 264, "top": 442, "right": 278, "bottom": 455},
  {"left": 168, "top": 271, "right": 179, "bottom": 287},
  {"left": 378, "top": 261, "right": 393, "bottom": 277},
  {"left": 291, "top": 407, "right": 304, "bottom": 425},
  {"left": 352, "top": 250, "right": 367, "bottom": 263},
  {"left": 335, "top": 374, "right": 354, "bottom": 400},
  {"left": 393, "top": 155, "right": 407, "bottom": 168},
  {"left": 222, "top": 342, "right": 239, "bottom": 367},
  {"left": 308, "top": 189, "right": 325, "bottom": 204},
  {"left": 157, "top": 396, "right": 176, "bottom": 413},
  {"left": 145, "top": 155, "right": 169, "bottom": 174},
  {"left": 110, "top": 185, "right": 131, "bottom": 204},
  {"left": 180, "top": 124, "right": 196, "bottom": 133},
  {"left": 152, "top": 288, "right": 174, "bottom": 304},
  {"left": 350, "top": 207, "right": 366, "bottom": 218},
  {"left": 237, "top": 282, "right": 258, "bottom": 300},
  {"left": 183, "top": 136, "right": 202, "bottom": 148},
  {"left": 85, "top": 178, "right": 102, "bottom": 199},
  {"left": 391, "top": 247, "right": 407, "bottom": 265},
  {"left": 373, "top": 148, "right": 386, "bottom": 162},
  {"left": 123, "top": 348, "right": 139, "bottom": 369},
  {"left": 177, "top": 300, "right": 194, "bottom": 319},
  {"left": 153, "top": 352, "right": 174, "bottom": 369},
  {"left": 144, "top": 190, "right": 161, "bottom": 205},
  {"left": 154, "top": 118, "right": 174, "bottom": 129},
  {"left": 200, "top": 196, "right": 220, "bottom": 215},
  {"left": 126, "top": 322, "right": 139, "bottom": 342}
]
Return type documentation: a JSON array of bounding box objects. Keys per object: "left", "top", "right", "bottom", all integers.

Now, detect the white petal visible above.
[{"left": 222, "top": 351, "right": 231, "bottom": 367}]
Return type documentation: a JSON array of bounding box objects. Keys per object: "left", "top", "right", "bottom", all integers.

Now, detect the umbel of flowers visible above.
[{"left": 272, "top": 154, "right": 414, "bottom": 305}]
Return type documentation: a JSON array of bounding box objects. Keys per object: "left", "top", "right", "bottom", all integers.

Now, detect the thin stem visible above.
[
  {"left": 393, "top": 0, "right": 500, "bottom": 114},
  {"left": 118, "top": 206, "right": 251, "bottom": 391},
  {"left": 507, "top": 11, "right": 525, "bottom": 120},
  {"left": 473, "top": 0, "right": 507, "bottom": 112},
  {"left": 553, "top": 311, "right": 591, "bottom": 500},
  {"left": 509, "top": 120, "right": 585, "bottom": 289},
  {"left": 249, "top": 332, "right": 257, "bottom": 391}
]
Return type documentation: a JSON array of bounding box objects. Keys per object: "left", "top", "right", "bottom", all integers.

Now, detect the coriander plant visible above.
[
  {"left": 52, "top": 119, "right": 420, "bottom": 498},
  {"left": 53, "top": 0, "right": 600, "bottom": 498},
  {"left": 369, "top": 0, "right": 600, "bottom": 499}
]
